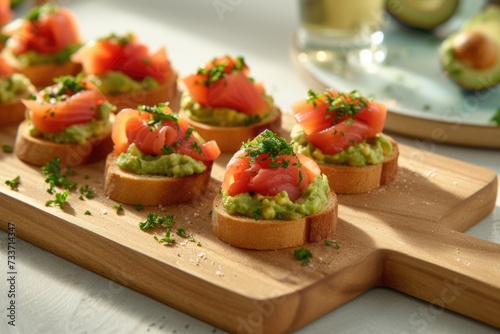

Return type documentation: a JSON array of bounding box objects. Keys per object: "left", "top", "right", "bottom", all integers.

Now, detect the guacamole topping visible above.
[
  {"left": 181, "top": 92, "right": 273, "bottom": 127},
  {"left": 0, "top": 73, "right": 34, "bottom": 103},
  {"left": 291, "top": 125, "right": 392, "bottom": 167},
  {"left": 222, "top": 174, "right": 330, "bottom": 221},
  {"left": 87, "top": 72, "right": 159, "bottom": 95},
  {"left": 29, "top": 101, "right": 114, "bottom": 143},
  {"left": 116, "top": 143, "right": 206, "bottom": 177},
  {"left": 13, "top": 44, "right": 81, "bottom": 66}
]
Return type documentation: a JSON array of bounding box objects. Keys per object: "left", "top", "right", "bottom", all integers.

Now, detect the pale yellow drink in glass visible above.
[{"left": 296, "top": 0, "right": 386, "bottom": 65}]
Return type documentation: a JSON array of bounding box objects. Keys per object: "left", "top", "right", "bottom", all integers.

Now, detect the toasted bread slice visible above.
[
  {"left": 103, "top": 151, "right": 213, "bottom": 206},
  {"left": 0, "top": 100, "right": 27, "bottom": 126},
  {"left": 319, "top": 136, "right": 399, "bottom": 194},
  {"left": 103, "top": 70, "right": 180, "bottom": 112},
  {"left": 14, "top": 117, "right": 113, "bottom": 166},
  {"left": 212, "top": 192, "right": 337, "bottom": 250},
  {"left": 180, "top": 107, "right": 282, "bottom": 153}
]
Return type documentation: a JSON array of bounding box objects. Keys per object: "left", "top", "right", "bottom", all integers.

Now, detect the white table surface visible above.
[{"left": 1, "top": 0, "right": 499, "bottom": 333}]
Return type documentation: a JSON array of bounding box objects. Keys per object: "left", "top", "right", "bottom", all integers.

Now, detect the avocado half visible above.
[
  {"left": 439, "top": 5, "right": 500, "bottom": 90},
  {"left": 386, "top": 0, "right": 460, "bottom": 30}
]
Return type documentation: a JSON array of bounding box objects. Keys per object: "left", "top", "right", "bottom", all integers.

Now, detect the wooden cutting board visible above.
[{"left": 0, "top": 116, "right": 498, "bottom": 334}]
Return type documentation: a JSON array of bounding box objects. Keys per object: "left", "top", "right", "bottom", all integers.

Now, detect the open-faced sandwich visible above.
[
  {"left": 14, "top": 74, "right": 115, "bottom": 166},
  {"left": 104, "top": 103, "right": 220, "bottom": 206},
  {"left": 290, "top": 89, "right": 399, "bottom": 194},
  {"left": 212, "top": 129, "right": 337, "bottom": 250},
  {"left": 0, "top": 57, "right": 35, "bottom": 126},
  {"left": 1, "top": 3, "right": 82, "bottom": 88},
  {"left": 180, "top": 55, "right": 281, "bottom": 152},
  {"left": 71, "top": 32, "right": 179, "bottom": 112}
]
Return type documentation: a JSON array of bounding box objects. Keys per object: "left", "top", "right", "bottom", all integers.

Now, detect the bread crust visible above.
[
  {"left": 13, "top": 62, "right": 82, "bottom": 88},
  {"left": 14, "top": 118, "right": 113, "bottom": 166},
  {"left": 180, "top": 107, "right": 282, "bottom": 153},
  {"left": 103, "top": 151, "right": 213, "bottom": 206},
  {"left": 212, "top": 192, "right": 338, "bottom": 250},
  {"left": 0, "top": 100, "right": 27, "bottom": 126},
  {"left": 319, "top": 136, "right": 399, "bottom": 194},
  {"left": 103, "top": 70, "right": 180, "bottom": 112}
]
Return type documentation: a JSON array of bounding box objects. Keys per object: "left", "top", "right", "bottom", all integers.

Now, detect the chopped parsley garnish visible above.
[
  {"left": 78, "top": 184, "right": 95, "bottom": 200},
  {"left": 45, "top": 189, "right": 70, "bottom": 209},
  {"left": 1, "top": 144, "right": 13, "bottom": 153},
  {"left": 99, "top": 32, "right": 134, "bottom": 45},
  {"left": 139, "top": 213, "right": 174, "bottom": 230},
  {"left": 5, "top": 176, "right": 20, "bottom": 190},
  {"left": 307, "top": 89, "right": 370, "bottom": 125},
  {"left": 41, "top": 157, "right": 77, "bottom": 194},
  {"left": 46, "top": 74, "right": 87, "bottom": 101},
  {"left": 161, "top": 145, "right": 175, "bottom": 155},
  {"left": 294, "top": 247, "right": 313, "bottom": 266},
  {"left": 25, "top": 3, "right": 58, "bottom": 21},
  {"left": 176, "top": 226, "right": 188, "bottom": 238},
  {"left": 242, "top": 129, "right": 297, "bottom": 165},
  {"left": 154, "top": 228, "right": 176, "bottom": 245},
  {"left": 137, "top": 103, "right": 178, "bottom": 130},
  {"left": 324, "top": 239, "right": 340, "bottom": 249},
  {"left": 113, "top": 203, "right": 124, "bottom": 213},
  {"left": 133, "top": 203, "right": 144, "bottom": 211},
  {"left": 491, "top": 108, "right": 500, "bottom": 125},
  {"left": 197, "top": 55, "right": 247, "bottom": 86},
  {"left": 84, "top": 210, "right": 92, "bottom": 216},
  {"left": 252, "top": 208, "right": 263, "bottom": 220}
]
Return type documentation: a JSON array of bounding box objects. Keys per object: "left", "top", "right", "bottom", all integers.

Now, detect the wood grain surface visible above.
[{"left": 0, "top": 116, "right": 498, "bottom": 334}]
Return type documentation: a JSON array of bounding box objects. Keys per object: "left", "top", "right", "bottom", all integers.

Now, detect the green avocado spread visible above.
[
  {"left": 290, "top": 125, "right": 392, "bottom": 167},
  {"left": 180, "top": 92, "right": 273, "bottom": 127},
  {"left": 13, "top": 44, "right": 82, "bottom": 66},
  {"left": 29, "top": 101, "right": 114, "bottom": 144},
  {"left": 222, "top": 174, "right": 330, "bottom": 221},
  {"left": 116, "top": 143, "right": 206, "bottom": 177},
  {"left": 0, "top": 73, "right": 34, "bottom": 103},
  {"left": 88, "top": 72, "right": 159, "bottom": 95}
]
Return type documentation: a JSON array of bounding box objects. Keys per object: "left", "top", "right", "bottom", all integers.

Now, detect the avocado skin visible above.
[
  {"left": 386, "top": 0, "right": 460, "bottom": 31},
  {"left": 439, "top": 5, "right": 500, "bottom": 91}
]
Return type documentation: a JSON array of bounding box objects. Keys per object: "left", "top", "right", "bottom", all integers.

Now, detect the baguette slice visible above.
[
  {"left": 103, "top": 151, "right": 213, "bottom": 206},
  {"left": 180, "top": 107, "right": 282, "bottom": 153},
  {"left": 319, "top": 136, "right": 399, "bottom": 194},
  {"left": 13, "top": 62, "right": 82, "bottom": 88},
  {"left": 212, "top": 192, "right": 338, "bottom": 250},
  {"left": 103, "top": 70, "right": 180, "bottom": 112},
  {"left": 14, "top": 117, "right": 113, "bottom": 166},
  {"left": 0, "top": 100, "right": 26, "bottom": 126}
]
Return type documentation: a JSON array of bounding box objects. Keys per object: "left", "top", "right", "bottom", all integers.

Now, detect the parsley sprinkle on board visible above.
[
  {"left": 5, "top": 176, "right": 20, "bottom": 190},
  {"left": 294, "top": 247, "right": 313, "bottom": 266},
  {"left": 1, "top": 144, "right": 13, "bottom": 153}
]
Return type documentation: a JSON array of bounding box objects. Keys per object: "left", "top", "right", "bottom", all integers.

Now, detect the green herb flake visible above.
[
  {"left": 324, "top": 239, "right": 340, "bottom": 249},
  {"left": 78, "top": 184, "right": 95, "bottom": 200},
  {"left": 252, "top": 208, "right": 263, "bottom": 221},
  {"left": 5, "top": 176, "right": 20, "bottom": 190},
  {"left": 45, "top": 189, "right": 70, "bottom": 209},
  {"left": 154, "top": 228, "right": 176, "bottom": 245},
  {"left": 139, "top": 213, "right": 174, "bottom": 230},
  {"left": 133, "top": 203, "right": 145, "bottom": 211},
  {"left": 84, "top": 210, "right": 92, "bottom": 216},
  {"left": 1, "top": 144, "right": 13, "bottom": 153},
  {"left": 176, "top": 226, "right": 189, "bottom": 238},
  {"left": 41, "top": 157, "right": 77, "bottom": 194},
  {"left": 113, "top": 203, "right": 124, "bottom": 213},
  {"left": 294, "top": 247, "right": 313, "bottom": 266}
]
